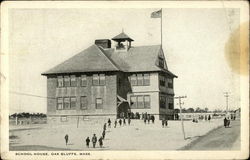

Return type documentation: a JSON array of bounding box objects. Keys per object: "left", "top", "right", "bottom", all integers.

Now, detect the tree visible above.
[
  {"left": 204, "top": 107, "right": 209, "bottom": 112},
  {"left": 174, "top": 108, "right": 180, "bottom": 113},
  {"left": 187, "top": 108, "right": 195, "bottom": 113},
  {"left": 195, "top": 107, "right": 201, "bottom": 113}
]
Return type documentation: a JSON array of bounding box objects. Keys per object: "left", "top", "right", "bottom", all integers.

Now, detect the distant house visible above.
[
  {"left": 42, "top": 32, "right": 177, "bottom": 123},
  {"left": 234, "top": 108, "right": 241, "bottom": 119}
]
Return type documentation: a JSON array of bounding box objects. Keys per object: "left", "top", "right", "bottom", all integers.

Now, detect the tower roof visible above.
[{"left": 112, "top": 32, "right": 134, "bottom": 41}]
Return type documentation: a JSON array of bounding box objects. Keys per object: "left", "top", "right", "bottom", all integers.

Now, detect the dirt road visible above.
[{"left": 180, "top": 119, "right": 240, "bottom": 150}]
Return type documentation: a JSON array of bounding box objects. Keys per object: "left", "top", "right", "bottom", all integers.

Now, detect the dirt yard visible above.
[{"left": 10, "top": 118, "right": 225, "bottom": 150}]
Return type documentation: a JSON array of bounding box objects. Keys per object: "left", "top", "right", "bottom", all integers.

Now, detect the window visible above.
[
  {"left": 168, "top": 98, "right": 174, "bottom": 109},
  {"left": 137, "top": 74, "right": 143, "bottom": 86},
  {"left": 57, "top": 98, "right": 63, "bottom": 110},
  {"left": 137, "top": 96, "right": 144, "bottom": 109},
  {"left": 63, "top": 97, "right": 70, "bottom": 109},
  {"left": 159, "top": 57, "right": 164, "bottom": 68},
  {"left": 96, "top": 98, "right": 103, "bottom": 109},
  {"left": 70, "top": 97, "right": 76, "bottom": 109},
  {"left": 93, "top": 74, "right": 99, "bottom": 85},
  {"left": 64, "top": 76, "right": 70, "bottom": 87},
  {"left": 143, "top": 74, "right": 150, "bottom": 86},
  {"left": 144, "top": 95, "right": 150, "bottom": 108},
  {"left": 160, "top": 96, "right": 166, "bottom": 109},
  {"left": 130, "top": 74, "right": 150, "bottom": 86},
  {"left": 70, "top": 75, "right": 76, "bottom": 87},
  {"left": 60, "top": 116, "right": 68, "bottom": 122},
  {"left": 100, "top": 74, "right": 105, "bottom": 85},
  {"left": 80, "top": 96, "right": 88, "bottom": 110},
  {"left": 130, "top": 95, "right": 151, "bottom": 109},
  {"left": 81, "top": 75, "right": 87, "bottom": 86},
  {"left": 159, "top": 76, "right": 165, "bottom": 86},
  {"left": 167, "top": 78, "right": 173, "bottom": 88},
  {"left": 57, "top": 76, "right": 64, "bottom": 87},
  {"left": 93, "top": 74, "right": 106, "bottom": 86},
  {"left": 131, "top": 74, "right": 137, "bottom": 86}
]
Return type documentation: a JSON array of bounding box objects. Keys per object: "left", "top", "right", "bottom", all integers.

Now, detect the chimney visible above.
[{"left": 95, "top": 39, "right": 111, "bottom": 49}]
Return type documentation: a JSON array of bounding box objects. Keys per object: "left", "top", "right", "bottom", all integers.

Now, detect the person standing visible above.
[
  {"left": 147, "top": 114, "right": 150, "bottom": 124},
  {"left": 119, "top": 119, "right": 122, "bottom": 126},
  {"left": 108, "top": 118, "right": 111, "bottom": 128},
  {"left": 114, "top": 119, "right": 117, "bottom": 128},
  {"left": 128, "top": 117, "right": 131, "bottom": 125},
  {"left": 102, "top": 130, "right": 106, "bottom": 139},
  {"left": 86, "top": 137, "right": 90, "bottom": 148},
  {"left": 162, "top": 119, "right": 165, "bottom": 128},
  {"left": 224, "top": 117, "right": 227, "bottom": 128},
  {"left": 152, "top": 115, "right": 155, "bottom": 123},
  {"left": 92, "top": 134, "right": 97, "bottom": 148},
  {"left": 123, "top": 118, "right": 126, "bottom": 125},
  {"left": 227, "top": 117, "right": 230, "bottom": 127},
  {"left": 208, "top": 115, "right": 211, "bottom": 122},
  {"left": 144, "top": 117, "right": 147, "bottom": 124},
  {"left": 99, "top": 137, "right": 103, "bottom": 148},
  {"left": 64, "top": 134, "right": 69, "bottom": 146},
  {"left": 165, "top": 119, "right": 168, "bottom": 127}
]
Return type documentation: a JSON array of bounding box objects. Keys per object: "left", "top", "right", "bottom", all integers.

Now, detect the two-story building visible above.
[{"left": 42, "top": 32, "right": 177, "bottom": 123}]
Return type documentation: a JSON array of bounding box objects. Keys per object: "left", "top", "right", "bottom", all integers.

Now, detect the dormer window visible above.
[{"left": 159, "top": 57, "right": 164, "bottom": 68}]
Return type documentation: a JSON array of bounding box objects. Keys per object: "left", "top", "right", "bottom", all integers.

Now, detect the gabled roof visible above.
[
  {"left": 112, "top": 32, "right": 134, "bottom": 41},
  {"left": 42, "top": 44, "right": 177, "bottom": 78},
  {"left": 42, "top": 45, "right": 119, "bottom": 75}
]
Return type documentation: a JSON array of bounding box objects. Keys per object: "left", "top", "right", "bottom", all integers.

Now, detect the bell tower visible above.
[{"left": 112, "top": 31, "right": 134, "bottom": 51}]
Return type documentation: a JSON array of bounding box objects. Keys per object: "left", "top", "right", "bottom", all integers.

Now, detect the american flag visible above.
[{"left": 151, "top": 9, "right": 162, "bottom": 18}]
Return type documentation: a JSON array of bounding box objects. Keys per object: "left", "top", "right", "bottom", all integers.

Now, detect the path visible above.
[{"left": 180, "top": 119, "right": 240, "bottom": 150}]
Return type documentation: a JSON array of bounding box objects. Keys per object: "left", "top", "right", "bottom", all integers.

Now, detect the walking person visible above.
[
  {"left": 119, "top": 119, "right": 122, "bottom": 126},
  {"left": 64, "top": 134, "right": 69, "bottom": 146},
  {"left": 103, "top": 123, "right": 107, "bottom": 131},
  {"left": 114, "top": 119, "right": 117, "bottom": 128},
  {"left": 92, "top": 134, "right": 97, "bottom": 148},
  {"left": 98, "top": 137, "right": 103, "bottom": 148},
  {"left": 108, "top": 118, "right": 111, "bottom": 128},
  {"left": 102, "top": 130, "right": 106, "bottom": 139},
  {"left": 144, "top": 117, "right": 147, "bottom": 124},
  {"left": 86, "top": 137, "right": 90, "bottom": 148}
]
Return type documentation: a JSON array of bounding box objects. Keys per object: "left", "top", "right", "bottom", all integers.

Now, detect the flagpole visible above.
[{"left": 161, "top": 8, "right": 162, "bottom": 47}]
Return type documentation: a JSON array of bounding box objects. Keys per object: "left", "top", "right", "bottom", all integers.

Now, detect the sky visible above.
[{"left": 8, "top": 8, "right": 241, "bottom": 114}]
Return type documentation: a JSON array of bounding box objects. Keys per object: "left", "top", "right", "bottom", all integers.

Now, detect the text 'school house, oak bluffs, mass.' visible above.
[{"left": 42, "top": 32, "right": 177, "bottom": 123}]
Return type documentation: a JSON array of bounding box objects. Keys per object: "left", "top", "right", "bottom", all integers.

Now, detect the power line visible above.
[
  {"left": 175, "top": 95, "right": 187, "bottom": 140},
  {"left": 9, "top": 90, "right": 55, "bottom": 99},
  {"left": 224, "top": 92, "right": 230, "bottom": 113}
]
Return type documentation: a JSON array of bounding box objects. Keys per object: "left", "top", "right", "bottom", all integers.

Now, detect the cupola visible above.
[{"left": 112, "top": 31, "right": 134, "bottom": 51}]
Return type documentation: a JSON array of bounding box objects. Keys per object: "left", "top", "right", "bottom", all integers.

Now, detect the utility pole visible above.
[
  {"left": 175, "top": 95, "right": 187, "bottom": 140},
  {"left": 224, "top": 92, "right": 230, "bottom": 113}
]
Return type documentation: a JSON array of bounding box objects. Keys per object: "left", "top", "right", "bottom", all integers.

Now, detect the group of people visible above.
[
  {"left": 192, "top": 114, "right": 211, "bottom": 123},
  {"left": 114, "top": 117, "right": 132, "bottom": 127},
  {"left": 161, "top": 119, "right": 168, "bottom": 128},
  {"left": 85, "top": 133, "right": 103, "bottom": 148},
  {"left": 142, "top": 113, "right": 155, "bottom": 124}
]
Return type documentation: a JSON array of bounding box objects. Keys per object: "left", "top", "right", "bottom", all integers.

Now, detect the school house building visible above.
[{"left": 42, "top": 32, "right": 177, "bottom": 123}]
